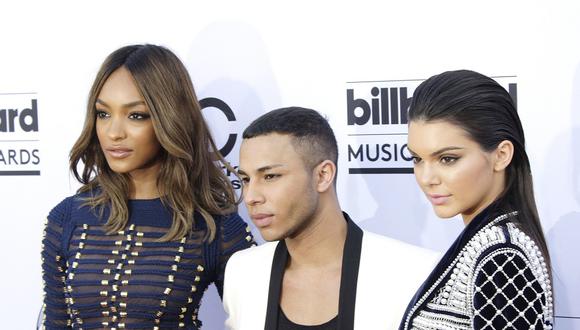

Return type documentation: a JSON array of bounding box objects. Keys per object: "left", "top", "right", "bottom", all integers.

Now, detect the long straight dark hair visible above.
[
  {"left": 408, "top": 69, "right": 552, "bottom": 279},
  {"left": 70, "top": 44, "right": 237, "bottom": 242}
]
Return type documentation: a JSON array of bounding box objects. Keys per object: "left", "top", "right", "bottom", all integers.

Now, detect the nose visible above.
[
  {"left": 415, "top": 162, "right": 440, "bottom": 187},
  {"left": 106, "top": 116, "right": 126, "bottom": 141},
  {"left": 243, "top": 180, "right": 264, "bottom": 206}
]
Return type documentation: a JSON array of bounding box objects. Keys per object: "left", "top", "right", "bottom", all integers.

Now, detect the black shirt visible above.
[{"left": 277, "top": 306, "right": 338, "bottom": 330}]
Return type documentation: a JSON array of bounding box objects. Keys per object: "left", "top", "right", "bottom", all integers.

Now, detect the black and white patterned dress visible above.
[{"left": 399, "top": 206, "right": 553, "bottom": 330}]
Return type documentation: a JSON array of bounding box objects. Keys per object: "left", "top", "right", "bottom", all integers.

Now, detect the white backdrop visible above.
[{"left": 1, "top": 1, "right": 579, "bottom": 329}]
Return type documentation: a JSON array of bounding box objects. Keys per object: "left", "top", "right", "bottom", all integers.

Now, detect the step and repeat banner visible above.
[{"left": 1, "top": 1, "right": 579, "bottom": 329}]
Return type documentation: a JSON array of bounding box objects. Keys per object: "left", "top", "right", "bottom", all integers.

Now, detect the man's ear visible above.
[
  {"left": 493, "top": 140, "right": 514, "bottom": 172},
  {"left": 315, "top": 160, "right": 336, "bottom": 193}
]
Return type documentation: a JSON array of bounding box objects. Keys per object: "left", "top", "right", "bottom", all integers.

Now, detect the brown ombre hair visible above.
[{"left": 70, "top": 44, "right": 237, "bottom": 242}]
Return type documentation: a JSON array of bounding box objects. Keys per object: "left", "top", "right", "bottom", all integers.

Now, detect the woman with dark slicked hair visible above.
[
  {"left": 399, "top": 70, "right": 553, "bottom": 329},
  {"left": 41, "top": 44, "right": 255, "bottom": 329}
]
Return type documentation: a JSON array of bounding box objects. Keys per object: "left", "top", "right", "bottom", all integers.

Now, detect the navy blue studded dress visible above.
[{"left": 41, "top": 192, "right": 255, "bottom": 329}]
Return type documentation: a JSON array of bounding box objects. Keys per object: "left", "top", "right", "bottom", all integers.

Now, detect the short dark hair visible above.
[{"left": 243, "top": 107, "right": 338, "bottom": 170}]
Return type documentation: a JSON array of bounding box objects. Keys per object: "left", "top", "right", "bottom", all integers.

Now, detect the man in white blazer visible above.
[{"left": 223, "top": 107, "right": 438, "bottom": 329}]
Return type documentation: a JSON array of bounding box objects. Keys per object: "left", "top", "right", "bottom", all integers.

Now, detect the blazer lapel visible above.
[
  {"left": 264, "top": 240, "right": 287, "bottom": 329},
  {"left": 337, "top": 214, "right": 364, "bottom": 329}
]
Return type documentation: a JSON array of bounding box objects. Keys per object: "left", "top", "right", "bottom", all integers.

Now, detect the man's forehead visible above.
[
  {"left": 240, "top": 134, "right": 296, "bottom": 155},
  {"left": 243, "top": 133, "right": 294, "bottom": 146},
  {"left": 238, "top": 162, "right": 286, "bottom": 174},
  {"left": 239, "top": 135, "right": 302, "bottom": 173}
]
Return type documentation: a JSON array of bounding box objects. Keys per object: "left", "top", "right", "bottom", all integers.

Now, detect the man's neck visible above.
[
  {"left": 284, "top": 202, "right": 348, "bottom": 270},
  {"left": 279, "top": 199, "right": 348, "bottom": 325}
]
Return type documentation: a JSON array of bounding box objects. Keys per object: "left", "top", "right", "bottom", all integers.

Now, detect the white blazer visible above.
[{"left": 223, "top": 230, "right": 439, "bottom": 329}]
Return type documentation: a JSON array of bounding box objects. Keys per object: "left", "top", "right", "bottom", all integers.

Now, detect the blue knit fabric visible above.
[{"left": 41, "top": 192, "right": 255, "bottom": 329}]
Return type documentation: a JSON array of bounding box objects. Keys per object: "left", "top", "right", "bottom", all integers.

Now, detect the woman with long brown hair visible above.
[{"left": 41, "top": 44, "right": 254, "bottom": 329}]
